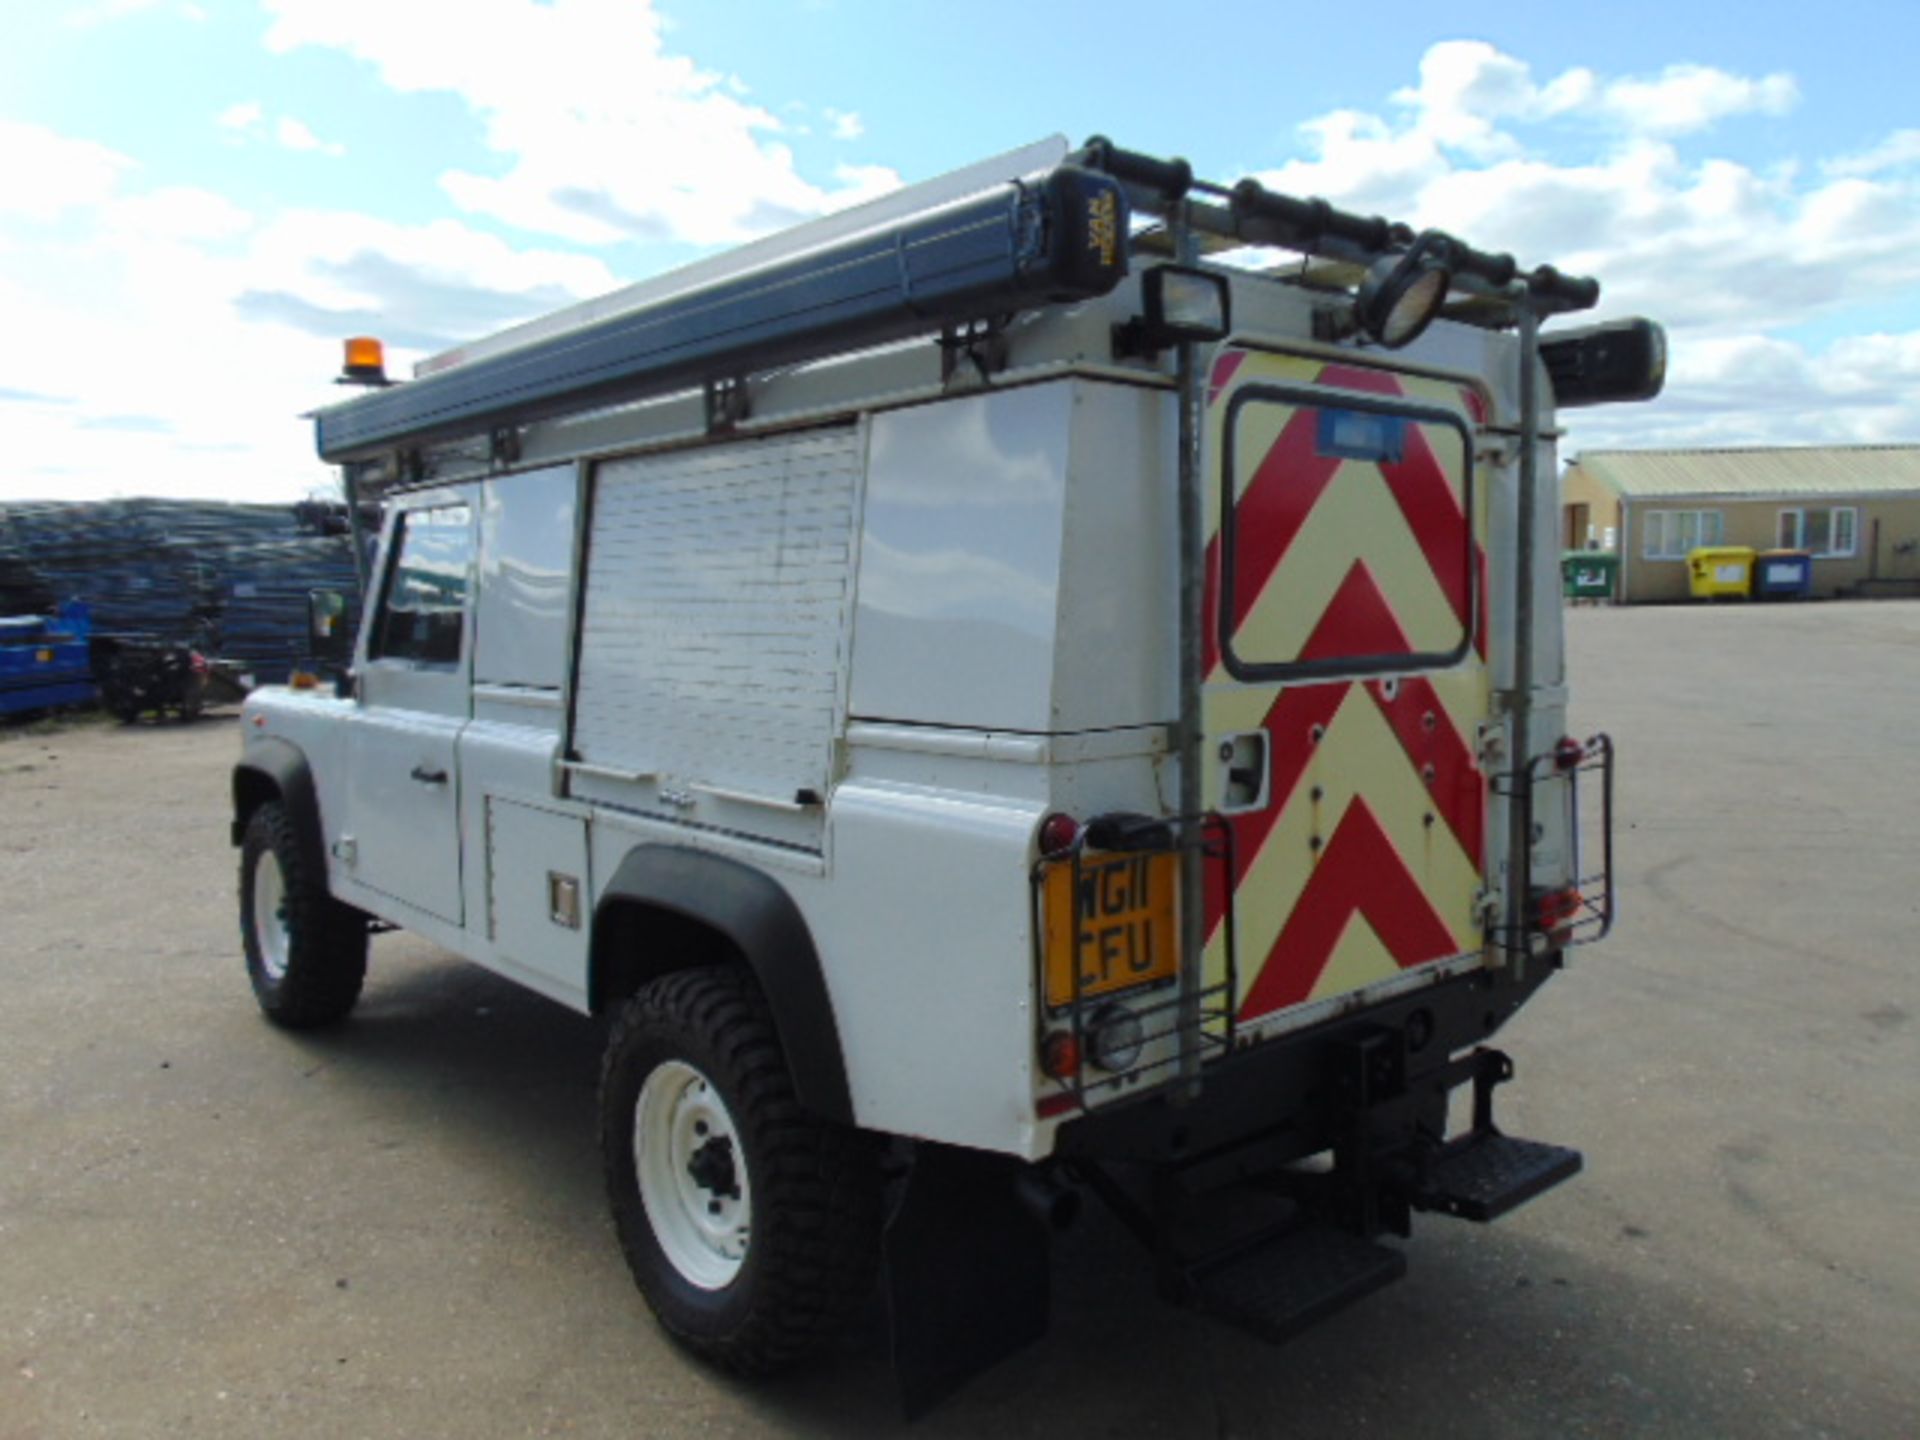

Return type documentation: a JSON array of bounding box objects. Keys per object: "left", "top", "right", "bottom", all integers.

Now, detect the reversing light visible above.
[
  {"left": 1040, "top": 1029, "right": 1082, "bottom": 1080},
  {"left": 338, "top": 336, "right": 391, "bottom": 387},
  {"left": 1087, "top": 1004, "right": 1144, "bottom": 1073},
  {"left": 1038, "top": 811, "right": 1082, "bottom": 856},
  {"left": 1357, "top": 237, "right": 1452, "bottom": 350}
]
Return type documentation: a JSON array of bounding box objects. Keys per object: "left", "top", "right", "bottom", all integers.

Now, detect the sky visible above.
[{"left": 2, "top": 0, "right": 1918, "bottom": 503}]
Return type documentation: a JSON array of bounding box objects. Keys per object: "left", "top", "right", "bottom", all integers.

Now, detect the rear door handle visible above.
[{"left": 409, "top": 764, "right": 448, "bottom": 785}]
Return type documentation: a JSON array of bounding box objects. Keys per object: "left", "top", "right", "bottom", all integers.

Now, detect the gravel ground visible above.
[{"left": 1, "top": 602, "right": 1915, "bottom": 1439}]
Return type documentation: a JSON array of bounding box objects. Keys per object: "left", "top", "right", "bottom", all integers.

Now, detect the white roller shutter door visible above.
[{"left": 572, "top": 424, "right": 864, "bottom": 816}]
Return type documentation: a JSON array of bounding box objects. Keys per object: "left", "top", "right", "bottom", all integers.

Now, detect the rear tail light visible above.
[
  {"left": 1037, "top": 811, "right": 1081, "bottom": 857},
  {"left": 1536, "top": 886, "right": 1582, "bottom": 946}
]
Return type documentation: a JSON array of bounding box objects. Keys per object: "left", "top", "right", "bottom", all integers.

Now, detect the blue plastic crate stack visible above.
[{"left": 0, "top": 498, "right": 363, "bottom": 685}]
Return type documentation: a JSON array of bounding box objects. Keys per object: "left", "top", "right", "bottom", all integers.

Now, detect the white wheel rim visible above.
[
  {"left": 252, "top": 853, "right": 291, "bottom": 981},
  {"left": 634, "top": 1059, "right": 751, "bottom": 1289}
]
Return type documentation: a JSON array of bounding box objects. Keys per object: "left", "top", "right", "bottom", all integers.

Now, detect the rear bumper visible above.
[{"left": 1054, "top": 952, "right": 1560, "bottom": 1167}]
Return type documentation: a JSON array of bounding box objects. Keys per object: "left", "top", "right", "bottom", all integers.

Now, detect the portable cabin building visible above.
[{"left": 1561, "top": 445, "right": 1920, "bottom": 603}]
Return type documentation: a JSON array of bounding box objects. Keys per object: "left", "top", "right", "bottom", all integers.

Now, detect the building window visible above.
[
  {"left": 1643, "top": 509, "right": 1725, "bottom": 559},
  {"left": 1777, "top": 506, "right": 1858, "bottom": 558}
]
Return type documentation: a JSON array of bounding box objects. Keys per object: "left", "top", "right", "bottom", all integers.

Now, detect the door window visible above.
[
  {"left": 372, "top": 506, "right": 473, "bottom": 664},
  {"left": 1218, "top": 387, "right": 1476, "bottom": 683}
]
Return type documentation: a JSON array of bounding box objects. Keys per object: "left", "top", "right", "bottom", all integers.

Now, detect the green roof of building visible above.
[{"left": 1567, "top": 445, "right": 1920, "bottom": 500}]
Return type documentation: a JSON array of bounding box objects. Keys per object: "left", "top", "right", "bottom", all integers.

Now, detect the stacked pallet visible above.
[{"left": 0, "top": 499, "right": 363, "bottom": 683}]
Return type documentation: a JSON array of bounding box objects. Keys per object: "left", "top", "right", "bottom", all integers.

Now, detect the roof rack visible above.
[{"left": 313, "top": 136, "right": 1601, "bottom": 466}]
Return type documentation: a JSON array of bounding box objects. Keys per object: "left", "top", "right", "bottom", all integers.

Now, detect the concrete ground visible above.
[{"left": 1, "top": 602, "right": 1915, "bottom": 1439}]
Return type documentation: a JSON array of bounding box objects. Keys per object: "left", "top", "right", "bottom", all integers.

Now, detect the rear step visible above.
[
  {"left": 1406, "top": 1133, "right": 1582, "bottom": 1222},
  {"left": 1185, "top": 1225, "right": 1406, "bottom": 1344}
]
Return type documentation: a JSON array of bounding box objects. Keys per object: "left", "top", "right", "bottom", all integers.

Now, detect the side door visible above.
[
  {"left": 345, "top": 498, "right": 475, "bottom": 926},
  {"left": 1201, "top": 347, "right": 1494, "bottom": 1039}
]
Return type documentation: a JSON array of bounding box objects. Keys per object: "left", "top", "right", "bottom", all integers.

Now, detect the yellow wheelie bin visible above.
[{"left": 1687, "top": 546, "right": 1756, "bottom": 600}]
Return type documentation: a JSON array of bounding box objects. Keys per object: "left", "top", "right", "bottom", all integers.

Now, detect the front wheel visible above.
[
  {"left": 239, "top": 801, "right": 367, "bottom": 1028},
  {"left": 600, "top": 966, "right": 881, "bottom": 1375}
]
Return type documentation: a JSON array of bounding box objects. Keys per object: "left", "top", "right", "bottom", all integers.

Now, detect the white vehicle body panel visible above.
[{"left": 242, "top": 262, "right": 1585, "bottom": 1164}]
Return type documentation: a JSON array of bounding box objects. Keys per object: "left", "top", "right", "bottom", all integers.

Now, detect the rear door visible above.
[{"left": 1201, "top": 347, "right": 1493, "bottom": 1037}]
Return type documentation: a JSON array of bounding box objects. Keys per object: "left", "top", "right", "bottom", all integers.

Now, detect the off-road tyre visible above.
[
  {"left": 239, "top": 801, "right": 367, "bottom": 1028},
  {"left": 600, "top": 966, "right": 881, "bottom": 1376}
]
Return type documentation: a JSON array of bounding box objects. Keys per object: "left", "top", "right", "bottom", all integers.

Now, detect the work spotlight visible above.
[{"left": 1356, "top": 235, "right": 1453, "bottom": 349}]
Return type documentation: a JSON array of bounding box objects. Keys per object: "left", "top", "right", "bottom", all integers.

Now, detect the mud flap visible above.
[{"left": 884, "top": 1142, "right": 1052, "bottom": 1419}]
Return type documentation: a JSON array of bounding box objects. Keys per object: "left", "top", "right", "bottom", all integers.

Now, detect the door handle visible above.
[{"left": 409, "top": 764, "right": 449, "bottom": 785}]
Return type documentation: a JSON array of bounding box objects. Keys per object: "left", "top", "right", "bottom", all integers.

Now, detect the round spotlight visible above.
[
  {"left": 1357, "top": 247, "right": 1452, "bottom": 350},
  {"left": 1087, "top": 1004, "right": 1145, "bottom": 1073}
]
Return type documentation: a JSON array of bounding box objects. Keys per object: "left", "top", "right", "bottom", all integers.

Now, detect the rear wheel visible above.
[
  {"left": 600, "top": 966, "right": 881, "bottom": 1375},
  {"left": 239, "top": 801, "right": 367, "bottom": 1028}
]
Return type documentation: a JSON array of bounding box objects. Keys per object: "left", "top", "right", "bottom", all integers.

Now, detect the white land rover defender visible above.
[{"left": 232, "top": 136, "right": 1658, "bottom": 1411}]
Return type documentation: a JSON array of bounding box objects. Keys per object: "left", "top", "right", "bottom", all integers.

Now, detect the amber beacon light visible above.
[{"left": 338, "top": 336, "right": 390, "bottom": 387}]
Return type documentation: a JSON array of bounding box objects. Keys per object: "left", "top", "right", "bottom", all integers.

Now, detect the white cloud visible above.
[
  {"left": 217, "top": 102, "right": 345, "bottom": 157},
  {"left": 0, "top": 121, "right": 617, "bottom": 502},
  {"left": 1826, "top": 129, "right": 1920, "bottom": 179},
  {"left": 262, "top": 0, "right": 899, "bottom": 246},
  {"left": 217, "top": 100, "right": 263, "bottom": 131},
  {"left": 1568, "top": 328, "right": 1920, "bottom": 454},
  {"left": 0, "top": 121, "right": 132, "bottom": 221},
  {"left": 66, "top": 0, "right": 206, "bottom": 27},
  {"left": 1251, "top": 41, "right": 1918, "bottom": 452},
  {"left": 825, "top": 108, "right": 864, "bottom": 141},
  {"left": 1596, "top": 64, "right": 1797, "bottom": 137},
  {"left": 273, "top": 116, "right": 346, "bottom": 157},
  {"left": 1382, "top": 41, "right": 1796, "bottom": 158}
]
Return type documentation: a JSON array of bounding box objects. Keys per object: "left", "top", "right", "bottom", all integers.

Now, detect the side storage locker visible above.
[{"left": 566, "top": 423, "right": 867, "bottom": 854}]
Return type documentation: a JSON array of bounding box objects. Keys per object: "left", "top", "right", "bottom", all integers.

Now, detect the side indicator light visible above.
[{"left": 1039, "top": 1029, "right": 1082, "bottom": 1081}]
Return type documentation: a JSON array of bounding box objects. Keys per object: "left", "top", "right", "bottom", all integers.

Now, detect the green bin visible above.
[{"left": 1562, "top": 551, "right": 1619, "bottom": 603}]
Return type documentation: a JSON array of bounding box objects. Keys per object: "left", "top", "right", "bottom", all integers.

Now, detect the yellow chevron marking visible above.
[
  {"left": 1204, "top": 683, "right": 1483, "bottom": 1005},
  {"left": 1311, "top": 912, "right": 1400, "bottom": 1000}
]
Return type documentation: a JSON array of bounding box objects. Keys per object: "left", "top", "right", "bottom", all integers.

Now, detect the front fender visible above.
[{"left": 232, "top": 735, "right": 327, "bottom": 885}]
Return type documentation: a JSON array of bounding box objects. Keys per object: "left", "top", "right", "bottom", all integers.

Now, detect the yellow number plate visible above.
[{"left": 1042, "top": 851, "right": 1178, "bottom": 1009}]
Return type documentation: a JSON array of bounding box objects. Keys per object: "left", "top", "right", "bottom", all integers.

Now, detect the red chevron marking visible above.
[
  {"left": 1321, "top": 364, "right": 1484, "bottom": 657},
  {"left": 1380, "top": 426, "right": 1487, "bottom": 659},
  {"left": 1201, "top": 403, "right": 1341, "bottom": 676},
  {"left": 1237, "top": 798, "right": 1461, "bottom": 1022},
  {"left": 1205, "top": 562, "right": 1405, "bottom": 936},
  {"left": 1204, "top": 562, "right": 1484, "bottom": 938},
  {"left": 1208, "top": 350, "right": 1247, "bottom": 406},
  {"left": 1315, "top": 363, "right": 1405, "bottom": 398},
  {"left": 1365, "top": 673, "right": 1485, "bottom": 864}
]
